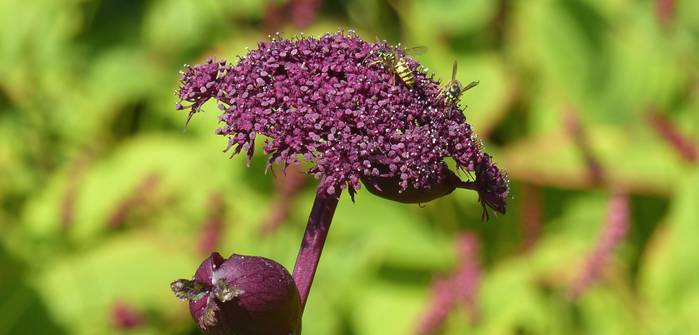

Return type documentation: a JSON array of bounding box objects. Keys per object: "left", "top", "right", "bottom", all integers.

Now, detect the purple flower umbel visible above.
[
  {"left": 174, "top": 31, "right": 509, "bottom": 331},
  {"left": 177, "top": 31, "right": 508, "bottom": 214}
]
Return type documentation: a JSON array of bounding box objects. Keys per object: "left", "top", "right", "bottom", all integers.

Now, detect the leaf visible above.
[
  {"left": 640, "top": 167, "right": 699, "bottom": 334},
  {"left": 593, "top": 15, "right": 685, "bottom": 124},
  {"left": 0, "top": 282, "right": 67, "bottom": 335},
  {"left": 478, "top": 259, "right": 558, "bottom": 335},
  {"left": 454, "top": 54, "right": 513, "bottom": 137},
  {"left": 15, "top": 134, "right": 246, "bottom": 256},
  {"left": 301, "top": 286, "right": 343, "bottom": 335},
  {"left": 510, "top": 1, "right": 600, "bottom": 107},
  {"left": 34, "top": 232, "right": 199, "bottom": 335},
  {"left": 573, "top": 287, "right": 639, "bottom": 335},
  {"left": 501, "top": 125, "right": 690, "bottom": 194},
  {"left": 676, "top": 0, "right": 699, "bottom": 31},
  {"left": 144, "top": 0, "right": 237, "bottom": 52},
  {"left": 332, "top": 195, "right": 454, "bottom": 272},
  {"left": 55, "top": 48, "right": 165, "bottom": 144},
  {"left": 573, "top": 0, "right": 632, "bottom": 19},
  {"left": 0, "top": 0, "right": 77, "bottom": 99},
  {"left": 408, "top": 0, "right": 497, "bottom": 35},
  {"left": 0, "top": 244, "right": 66, "bottom": 335},
  {"left": 476, "top": 192, "right": 632, "bottom": 334},
  {"left": 352, "top": 283, "right": 426, "bottom": 335}
]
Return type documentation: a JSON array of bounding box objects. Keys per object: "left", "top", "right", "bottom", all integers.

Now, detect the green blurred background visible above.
[{"left": 1, "top": 0, "right": 698, "bottom": 334}]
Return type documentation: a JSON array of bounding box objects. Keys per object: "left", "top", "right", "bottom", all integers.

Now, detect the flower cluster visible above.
[{"left": 177, "top": 31, "right": 508, "bottom": 215}]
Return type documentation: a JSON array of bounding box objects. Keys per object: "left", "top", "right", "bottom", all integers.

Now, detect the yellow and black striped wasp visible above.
[
  {"left": 439, "top": 61, "right": 479, "bottom": 105},
  {"left": 370, "top": 45, "right": 427, "bottom": 88}
]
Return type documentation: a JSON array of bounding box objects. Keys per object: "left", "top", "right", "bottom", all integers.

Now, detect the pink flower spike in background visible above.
[
  {"left": 416, "top": 233, "right": 482, "bottom": 334},
  {"left": 416, "top": 277, "right": 454, "bottom": 335},
  {"left": 646, "top": 108, "right": 697, "bottom": 164},
  {"left": 110, "top": 300, "right": 145, "bottom": 330},
  {"left": 106, "top": 172, "right": 161, "bottom": 230},
  {"left": 569, "top": 193, "right": 630, "bottom": 299},
  {"left": 655, "top": 0, "right": 675, "bottom": 27},
  {"left": 198, "top": 192, "right": 226, "bottom": 255},
  {"left": 260, "top": 166, "right": 306, "bottom": 236},
  {"left": 454, "top": 233, "right": 481, "bottom": 321}
]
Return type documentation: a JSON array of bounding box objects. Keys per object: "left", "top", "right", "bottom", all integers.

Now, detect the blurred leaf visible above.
[
  {"left": 0, "top": 282, "right": 67, "bottom": 335},
  {"left": 511, "top": 0, "right": 602, "bottom": 112},
  {"left": 55, "top": 48, "right": 165, "bottom": 145},
  {"left": 352, "top": 283, "right": 426, "bottom": 335},
  {"left": 501, "top": 125, "right": 689, "bottom": 194},
  {"left": 640, "top": 167, "right": 699, "bottom": 334},
  {"left": 13, "top": 134, "right": 245, "bottom": 260},
  {"left": 438, "top": 53, "right": 513, "bottom": 137},
  {"left": 595, "top": 14, "right": 685, "bottom": 124},
  {"left": 676, "top": 0, "right": 699, "bottom": 32},
  {"left": 301, "top": 287, "right": 343, "bottom": 334},
  {"left": 477, "top": 191, "right": 636, "bottom": 335},
  {"left": 574, "top": 287, "right": 639, "bottom": 335},
  {"left": 0, "top": 0, "right": 78, "bottom": 99},
  {"left": 333, "top": 195, "right": 454, "bottom": 272},
  {"left": 407, "top": 0, "right": 497, "bottom": 36},
  {"left": 675, "top": 89, "right": 699, "bottom": 140},
  {"left": 0, "top": 245, "right": 66, "bottom": 335},
  {"left": 35, "top": 232, "right": 198, "bottom": 335},
  {"left": 478, "top": 259, "right": 557, "bottom": 335},
  {"left": 144, "top": 0, "right": 238, "bottom": 52},
  {"left": 0, "top": 115, "right": 40, "bottom": 214},
  {"left": 575, "top": 0, "right": 632, "bottom": 19}
]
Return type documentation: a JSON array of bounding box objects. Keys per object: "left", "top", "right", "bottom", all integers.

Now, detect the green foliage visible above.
[{"left": 0, "top": 0, "right": 696, "bottom": 334}]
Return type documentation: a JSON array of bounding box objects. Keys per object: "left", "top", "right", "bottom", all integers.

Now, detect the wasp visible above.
[
  {"left": 370, "top": 45, "right": 427, "bottom": 88},
  {"left": 439, "top": 61, "right": 479, "bottom": 105}
]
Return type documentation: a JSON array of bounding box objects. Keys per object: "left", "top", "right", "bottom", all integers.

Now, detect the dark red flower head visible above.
[{"left": 177, "top": 31, "right": 508, "bottom": 216}]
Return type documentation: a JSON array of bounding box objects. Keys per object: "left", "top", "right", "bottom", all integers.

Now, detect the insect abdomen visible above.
[{"left": 395, "top": 59, "right": 414, "bottom": 87}]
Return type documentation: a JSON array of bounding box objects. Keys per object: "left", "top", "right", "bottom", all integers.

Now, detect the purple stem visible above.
[{"left": 292, "top": 187, "right": 341, "bottom": 311}]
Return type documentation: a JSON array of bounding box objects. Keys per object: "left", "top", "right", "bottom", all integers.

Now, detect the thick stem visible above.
[{"left": 292, "top": 187, "right": 341, "bottom": 311}]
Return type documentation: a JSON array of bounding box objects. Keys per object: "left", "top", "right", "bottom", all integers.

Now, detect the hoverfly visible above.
[
  {"left": 439, "top": 61, "right": 479, "bottom": 105},
  {"left": 369, "top": 45, "right": 427, "bottom": 88}
]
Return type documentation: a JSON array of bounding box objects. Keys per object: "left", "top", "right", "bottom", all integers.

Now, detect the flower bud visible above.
[
  {"left": 361, "top": 163, "right": 462, "bottom": 204},
  {"left": 171, "top": 252, "right": 302, "bottom": 335}
]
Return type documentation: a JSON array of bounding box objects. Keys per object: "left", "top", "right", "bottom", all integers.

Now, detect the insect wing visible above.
[
  {"left": 403, "top": 46, "right": 428, "bottom": 56},
  {"left": 463, "top": 80, "right": 479, "bottom": 91}
]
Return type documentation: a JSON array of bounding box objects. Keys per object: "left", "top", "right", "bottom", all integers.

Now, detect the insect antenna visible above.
[{"left": 451, "top": 61, "right": 458, "bottom": 81}]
